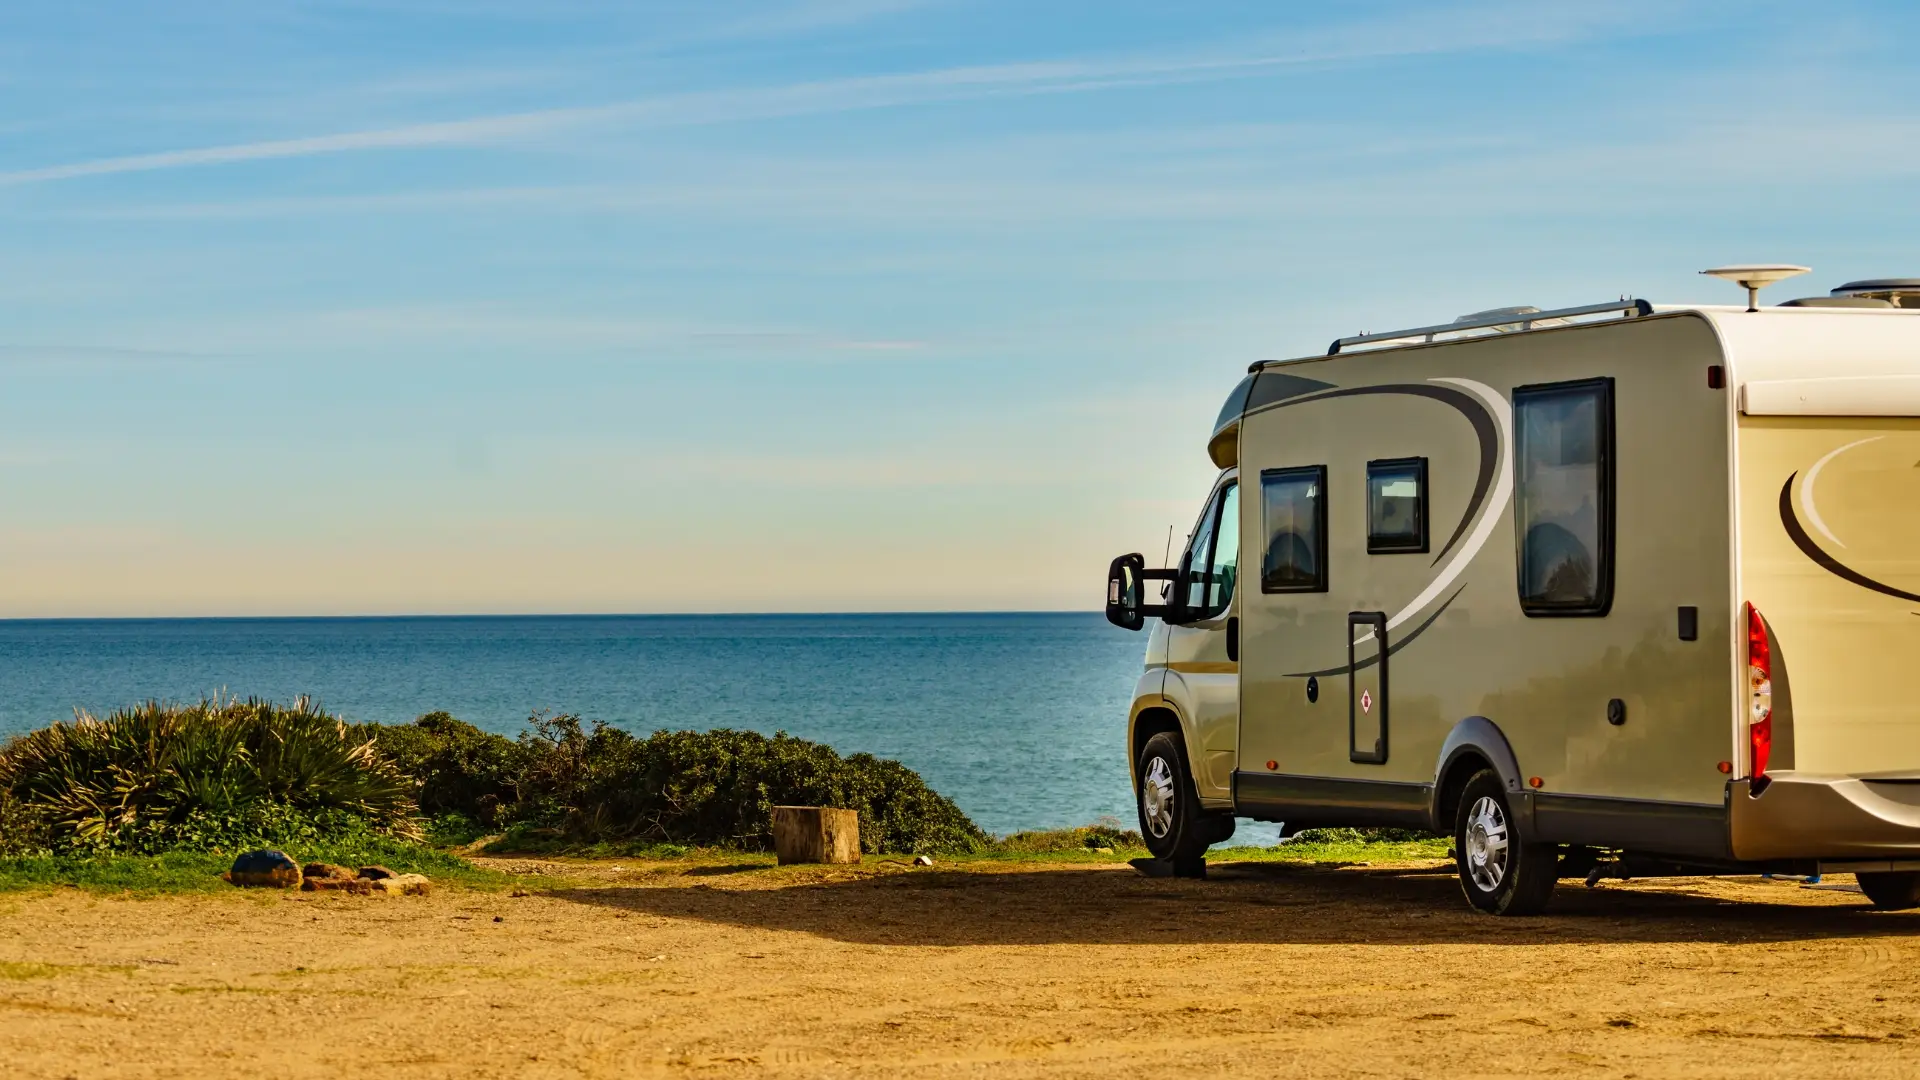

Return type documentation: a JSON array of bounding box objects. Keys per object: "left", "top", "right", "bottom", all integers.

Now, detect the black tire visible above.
[
  {"left": 1136, "top": 731, "right": 1213, "bottom": 864},
  {"left": 1453, "top": 769, "right": 1557, "bottom": 916},
  {"left": 1858, "top": 871, "right": 1920, "bottom": 910}
]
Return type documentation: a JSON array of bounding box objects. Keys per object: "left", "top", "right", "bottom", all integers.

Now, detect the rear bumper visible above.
[{"left": 1729, "top": 773, "right": 1920, "bottom": 861}]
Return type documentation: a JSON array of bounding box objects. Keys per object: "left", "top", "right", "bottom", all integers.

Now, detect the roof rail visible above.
[{"left": 1324, "top": 298, "right": 1653, "bottom": 356}]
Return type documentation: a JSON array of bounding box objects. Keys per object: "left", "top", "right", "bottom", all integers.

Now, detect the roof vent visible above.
[
  {"left": 1453, "top": 306, "right": 1563, "bottom": 333},
  {"left": 1701, "top": 265, "right": 1810, "bottom": 311},
  {"left": 1780, "top": 296, "right": 1894, "bottom": 309},
  {"left": 1831, "top": 279, "right": 1920, "bottom": 309}
]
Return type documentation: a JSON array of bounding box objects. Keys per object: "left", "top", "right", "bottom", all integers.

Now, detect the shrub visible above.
[
  {"left": 1286, "top": 827, "right": 1437, "bottom": 844},
  {"left": 349, "top": 711, "right": 523, "bottom": 827},
  {"left": 0, "top": 698, "right": 418, "bottom": 854},
  {"left": 994, "top": 818, "right": 1144, "bottom": 854},
  {"left": 362, "top": 712, "right": 989, "bottom": 855}
]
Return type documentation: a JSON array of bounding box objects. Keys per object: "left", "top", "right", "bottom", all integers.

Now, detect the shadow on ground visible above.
[{"left": 547, "top": 860, "right": 1917, "bottom": 948}]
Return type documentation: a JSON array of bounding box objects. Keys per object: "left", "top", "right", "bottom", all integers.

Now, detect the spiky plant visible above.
[{"left": 0, "top": 697, "right": 418, "bottom": 851}]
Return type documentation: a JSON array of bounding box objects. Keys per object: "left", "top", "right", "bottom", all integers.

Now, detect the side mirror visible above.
[
  {"left": 1106, "top": 554, "right": 1147, "bottom": 631},
  {"left": 1105, "top": 553, "right": 1179, "bottom": 631}
]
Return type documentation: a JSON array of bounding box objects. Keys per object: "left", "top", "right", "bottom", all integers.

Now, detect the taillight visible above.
[{"left": 1747, "top": 602, "right": 1772, "bottom": 781}]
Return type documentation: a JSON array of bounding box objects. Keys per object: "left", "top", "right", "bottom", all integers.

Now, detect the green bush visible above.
[
  {"left": 1286, "top": 827, "right": 1437, "bottom": 844},
  {"left": 349, "top": 711, "right": 523, "bottom": 827},
  {"left": 0, "top": 698, "right": 417, "bottom": 854},
  {"left": 994, "top": 818, "right": 1144, "bottom": 854},
  {"left": 361, "top": 712, "right": 989, "bottom": 855}
]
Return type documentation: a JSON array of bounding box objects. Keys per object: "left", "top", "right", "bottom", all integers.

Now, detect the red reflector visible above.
[
  {"left": 1717, "top": 761, "right": 1733, "bottom": 774},
  {"left": 1528, "top": 776, "right": 1543, "bottom": 789},
  {"left": 1265, "top": 759, "right": 1277, "bottom": 771}
]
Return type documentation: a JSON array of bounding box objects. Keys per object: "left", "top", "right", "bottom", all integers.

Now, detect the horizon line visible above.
[{"left": 0, "top": 609, "right": 1108, "bottom": 624}]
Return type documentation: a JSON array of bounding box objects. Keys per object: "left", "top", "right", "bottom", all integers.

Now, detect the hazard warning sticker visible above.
[{"left": 1360, "top": 689, "right": 1373, "bottom": 714}]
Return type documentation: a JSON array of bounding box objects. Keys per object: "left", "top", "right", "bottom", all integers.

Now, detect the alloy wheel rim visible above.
[
  {"left": 1464, "top": 795, "right": 1509, "bottom": 892},
  {"left": 1141, "top": 756, "right": 1176, "bottom": 839}
]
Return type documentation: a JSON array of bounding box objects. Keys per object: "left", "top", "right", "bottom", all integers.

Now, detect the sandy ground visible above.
[{"left": 2, "top": 856, "right": 1918, "bottom": 1079}]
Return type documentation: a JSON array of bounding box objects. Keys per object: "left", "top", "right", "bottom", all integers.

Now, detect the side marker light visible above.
[
  {"left": 1718, "top": 761, "right": 1733, "bottom": 774},
  {"left": 1265, "top": 760, "right": 1278, "bottom": 771},
  {"left": 1528, "top": 777, "right": 1543, "bottom": 789}
]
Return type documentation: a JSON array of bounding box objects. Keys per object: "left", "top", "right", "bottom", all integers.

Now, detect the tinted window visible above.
[
  {"left": 1367, "top": 457, "right": 1428, "bottom": 554},
  {"left": 1209, "top": 484, "right": 1239, "bottom": 612},
  {"left": 1181, "top": 492, "right": 1219, "bottom": 613},
  {"left": 1261, "top": 466, "right": 1327, "bottom": 593},
  {"left": 1513, "top": 379, "right": 1613, "bottom": 615},
  {"left": 1178, "top": 482, "right": 1237, "bottom": 620}
]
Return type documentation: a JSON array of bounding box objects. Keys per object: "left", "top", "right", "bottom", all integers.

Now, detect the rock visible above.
[
  {"left": 227, "top": 850, "right": 301, "bottom": 889},
  {"left": 1093, "top": 847, "right": 1114, "bottom": 854},
  {"left": 302, "top": 863, "right": 355, "bottom": 880},
  {"left": 356, "top": 865, "right": 399, "bottom": 880},
  {"left": 913, "top": 855, "right": 934, "bottom": 867},
  {"left": 366, "top": 873, "right": 432, "bottom": 896},
  {"left": 301, "top": 876, "right": 374, "bottom": 894}
]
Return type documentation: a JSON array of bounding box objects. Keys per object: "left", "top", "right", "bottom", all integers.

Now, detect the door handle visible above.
[{"left": 1226, "top": 617, "right": 1239, "bottom": 662}]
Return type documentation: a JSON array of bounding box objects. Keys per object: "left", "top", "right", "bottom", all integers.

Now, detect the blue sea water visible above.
[{"left": 0, "top": 613, "right": 1159, "bottom": 837}]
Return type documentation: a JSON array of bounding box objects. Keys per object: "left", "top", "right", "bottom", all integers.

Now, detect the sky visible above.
[{"left": 1, "top": 0, "right": 1917, "bottom": 616}]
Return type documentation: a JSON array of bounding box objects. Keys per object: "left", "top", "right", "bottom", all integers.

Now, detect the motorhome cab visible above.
[{"left": 1106, "top": 268, "right": 1920, "bottom": 914}]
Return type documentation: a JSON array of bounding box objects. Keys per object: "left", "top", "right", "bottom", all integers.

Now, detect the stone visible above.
[
  {"left": 356, "top": 865, "right": 399, "bottom": 880},
  {"left": 913, "top": 855, "right": 934, "bottom": 867},
  {"left": 227, "top": 849, "right": 301, "bottom": 889},
  {"left": 366, "top": 873, "right": 432, "bottom": 896},
  {"left": 772, "top": 806, "right": 860, "bottom": 865},
  {"left": 301, "top": 876, "right": 374, "bottom": 894},
  {"left": 302, "top": 863, "right": 355, "bottom": 881}
]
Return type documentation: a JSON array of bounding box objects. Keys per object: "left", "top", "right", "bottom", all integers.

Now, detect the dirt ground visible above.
[{"left": 2, "top": 856, "right": 1918, "bottom": 1078}]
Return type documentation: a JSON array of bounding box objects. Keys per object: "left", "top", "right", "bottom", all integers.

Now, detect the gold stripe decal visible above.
[{"left": 1166, "top": 661, "right": 1238, "bottom": 674}]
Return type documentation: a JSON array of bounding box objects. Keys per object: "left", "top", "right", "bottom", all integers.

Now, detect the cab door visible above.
[{"left": 1163, "top": 476, "right": 1241, "bottom": 807}]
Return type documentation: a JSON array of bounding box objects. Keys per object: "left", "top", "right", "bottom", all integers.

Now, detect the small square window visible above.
[{"left": 1366, "top": 457, "right": 1428, "bottom": 555}]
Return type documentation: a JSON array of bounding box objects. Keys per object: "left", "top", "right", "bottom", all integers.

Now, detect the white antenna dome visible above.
[{"left": 1701, "top": 264, "right": 1811, "bottom": 311}]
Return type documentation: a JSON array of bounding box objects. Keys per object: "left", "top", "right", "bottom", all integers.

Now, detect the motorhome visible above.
[{"left": 1105, "top": 269, "right": 1920, "bottom": 914}]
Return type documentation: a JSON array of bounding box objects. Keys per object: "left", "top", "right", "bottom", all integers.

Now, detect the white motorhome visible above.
[{"left": 1106, "top": 270, "right": 1920, "bottom": 914}]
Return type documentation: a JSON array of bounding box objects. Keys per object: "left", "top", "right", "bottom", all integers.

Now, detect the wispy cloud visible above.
[{"left": 0, "top": 0, "right": 1691, "bottom": 187}]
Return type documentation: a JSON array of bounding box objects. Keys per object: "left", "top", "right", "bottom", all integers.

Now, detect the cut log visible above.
[{"left": 772, "top": 806, "right": 861, "bottom": 865}]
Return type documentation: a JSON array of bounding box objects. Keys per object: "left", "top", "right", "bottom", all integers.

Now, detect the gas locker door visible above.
[{"left": 1347, "top": 611, "right": 1387, "bottom": 764}]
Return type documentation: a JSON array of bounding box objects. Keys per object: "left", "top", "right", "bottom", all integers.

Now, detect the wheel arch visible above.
[
  {"left": 1431, "top": 716, "right": 1526, "bottom": 833},
  {"left": 1128, "top": 701, "right": 1187, "bottom": 788}
]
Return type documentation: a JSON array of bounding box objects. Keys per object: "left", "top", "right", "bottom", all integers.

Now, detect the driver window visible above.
[{"left": 1180, "top": 481, "right": 1238, "bottom": 621}]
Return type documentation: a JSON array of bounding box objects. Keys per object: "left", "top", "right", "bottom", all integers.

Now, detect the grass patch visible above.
[
  {"left": 0, "top": 838, "right": 508, "bottom": 895},
  {"left": 0, "top": 961, "right": 61, "bottom": 979},
  {"left": 1213, "top": 836, "right": 1452, "bottom": 864}
]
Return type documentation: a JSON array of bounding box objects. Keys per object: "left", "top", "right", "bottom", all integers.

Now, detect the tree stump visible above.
[{"left": 772, "top": 806, "right": 861, "bottom": 865}]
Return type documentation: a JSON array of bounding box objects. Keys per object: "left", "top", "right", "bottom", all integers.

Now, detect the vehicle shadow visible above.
[{"left": 547, "top": 860, "right": 1918, "bottom": 947}]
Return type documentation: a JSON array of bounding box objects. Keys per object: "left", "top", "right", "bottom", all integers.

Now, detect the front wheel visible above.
[
  {"left": 1136, "top": 731, "right": 1215, "bottom": 868},
  {"left": 1858, "top": 871, "right": 1920, "bottom": 910},
  {"left": 1453, "top": 769, "right": 1557, "bottom": 915}
]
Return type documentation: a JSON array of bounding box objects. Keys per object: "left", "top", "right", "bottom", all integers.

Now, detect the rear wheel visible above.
[
  {"left": 1857, "top": 871, "right": 1920, "bottom": 910},
  {"left": 1136, "top": 731, "right": 1214, "bottom": 872},
  {"left": 1453, "top": 769, "right": 1557, "bottom": 915}
]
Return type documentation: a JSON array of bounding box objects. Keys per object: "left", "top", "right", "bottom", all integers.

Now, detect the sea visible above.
[{"left": 0, "top": 612, "right": 1235, "bottom": 839}]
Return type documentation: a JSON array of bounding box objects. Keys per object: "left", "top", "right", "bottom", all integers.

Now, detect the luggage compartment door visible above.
[{"left": 1348, "top": 611, "right": 1387, "bottom": 764}]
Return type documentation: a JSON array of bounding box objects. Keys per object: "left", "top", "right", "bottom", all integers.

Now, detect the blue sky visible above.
[{"left": 1, "top": 1, "right": 1916, "bottom": 615}]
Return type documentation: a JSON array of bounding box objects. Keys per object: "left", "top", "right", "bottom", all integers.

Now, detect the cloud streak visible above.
[{"left": 0, "top": 1, "right": 1685, "bottom": 186}]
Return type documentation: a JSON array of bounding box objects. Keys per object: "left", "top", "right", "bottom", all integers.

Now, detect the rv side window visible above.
[
  {"left": 1261, "top": 466, "right": 1327, "bottom": 593},
  {"left": 1513, "top": 378, "right": 1614, "bottom": 616},
  {"left": 1366, "top": 457, "right": 1428, "bottom": 555},
  {"left": 1178, "top": 482, "right": 1238, "bottom": 620}
]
